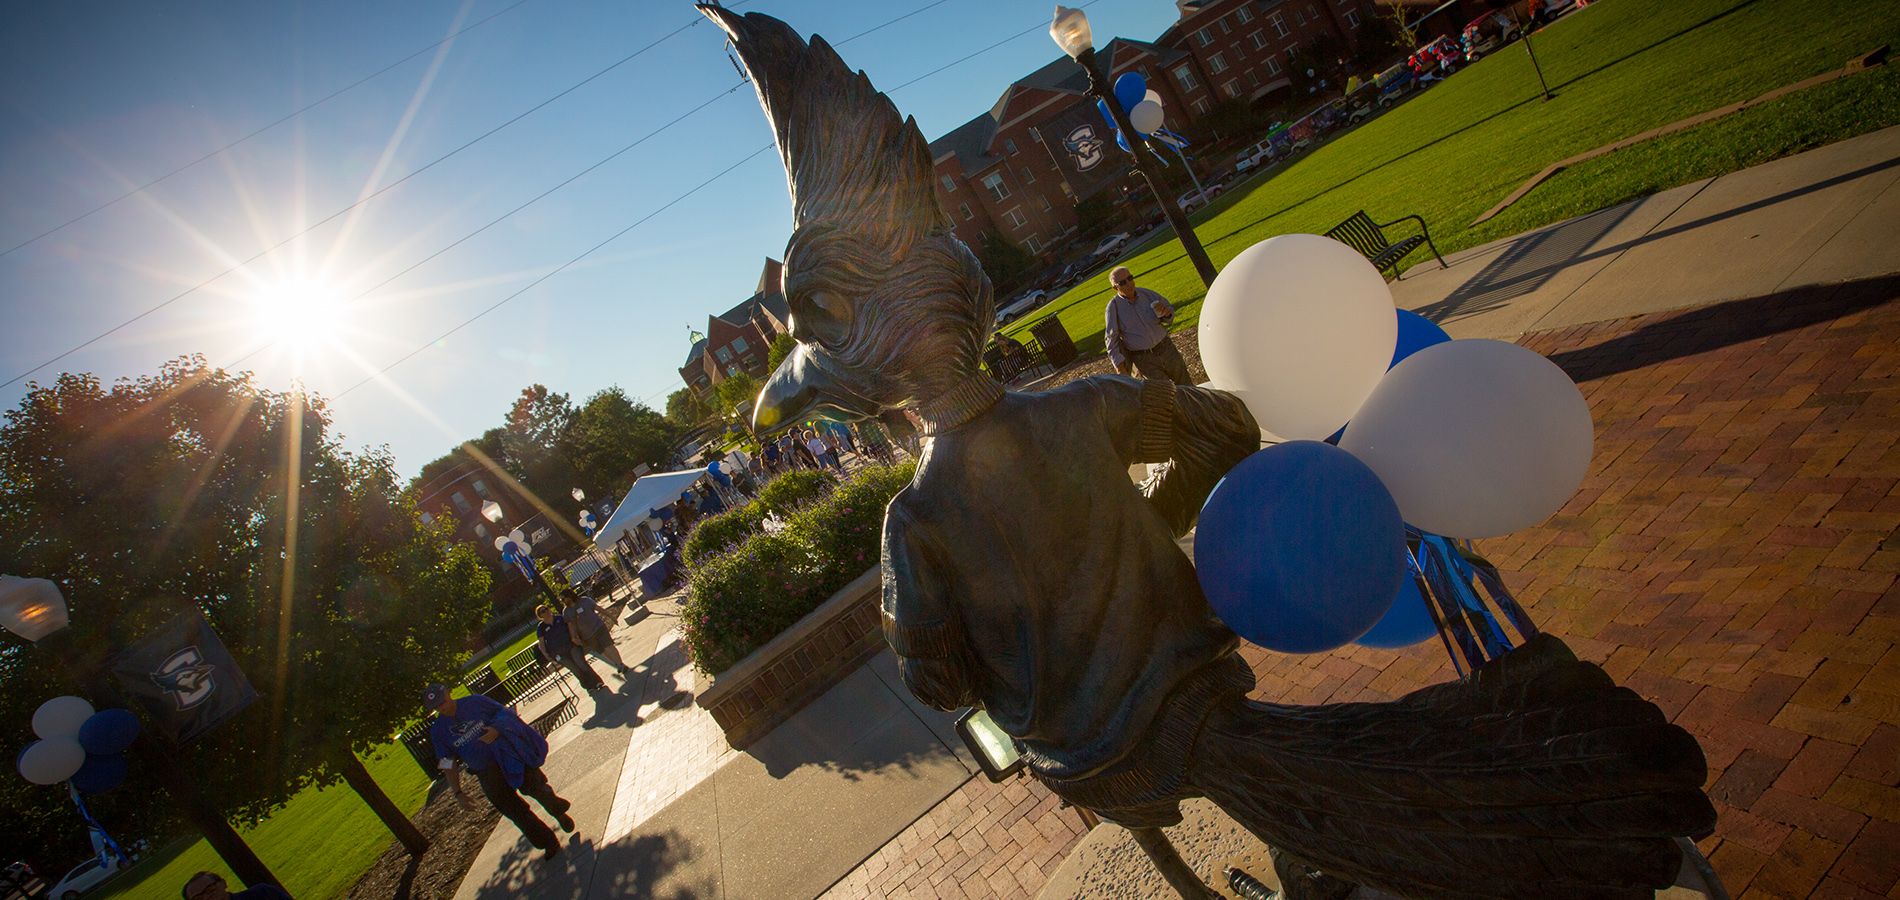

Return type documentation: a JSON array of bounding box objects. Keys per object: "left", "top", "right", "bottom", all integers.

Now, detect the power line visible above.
[
  {"left": 0, "top": 15, "right": 711, "bottom": 393},
  {"left": 0, "top": 0, "right": 539, "bottom": 260},
  {"left": 227, "top": 83, "right": 749, "bottom": 371},
  {"left": 335, "top": 144, "right": 776, "bottom": 399},
  {"left": 835, "top": 0, "right": 954, "bottom": 45},
  {"left": 888, "top": 0, "right": 1105, "bottom": 93}
]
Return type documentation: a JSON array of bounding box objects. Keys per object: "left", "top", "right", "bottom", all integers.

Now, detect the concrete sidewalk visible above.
[
  {"left": 448, "top": 589, "right": 977, "bottom": 900},
  {"left": 1390, "top": 124, "right": 1900, "bottom": 341}
]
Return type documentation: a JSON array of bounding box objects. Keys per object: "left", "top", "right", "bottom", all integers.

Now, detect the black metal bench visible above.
[{"left": 1324, "top": 210, "right": 1446, "bottom": 280}]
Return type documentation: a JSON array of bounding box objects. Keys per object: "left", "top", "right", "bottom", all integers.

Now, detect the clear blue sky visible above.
[{"left": 0, "top": 0, "right": 1183, "bottom": 480}]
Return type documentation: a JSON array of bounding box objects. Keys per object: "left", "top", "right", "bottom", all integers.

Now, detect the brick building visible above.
[
  {"left": 412, "top": 459, "right": 571, "bottom": 568},
  {"left": 679, "top": 258, "right": 792, "bottom": 399},
  {"left": 928, "top": 0, "right": 1388, "bottom": 264}
]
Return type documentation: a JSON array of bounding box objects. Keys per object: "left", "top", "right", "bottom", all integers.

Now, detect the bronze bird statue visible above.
[{"left": 699, "top": 7, "right": 1716, "bottom": 899}]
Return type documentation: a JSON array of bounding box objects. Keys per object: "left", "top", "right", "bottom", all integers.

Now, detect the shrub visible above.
[
  {"left": 679, "top": 460, "right": 914, "bottom": 674},
  {"left": 757, "top": 467, "right": 838, "bottom": 516},
  {"left": 682, "top": 502, "right": 766, "bottom": 570}
]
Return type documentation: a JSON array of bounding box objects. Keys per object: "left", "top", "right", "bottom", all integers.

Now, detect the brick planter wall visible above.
[{"left": 695, "top": 566, "right": 884, "bottom": 751}]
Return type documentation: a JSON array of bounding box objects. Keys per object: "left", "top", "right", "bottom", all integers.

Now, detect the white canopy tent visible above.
[{"left": 592, "top": 469, "right": 708, "bottom": 553}]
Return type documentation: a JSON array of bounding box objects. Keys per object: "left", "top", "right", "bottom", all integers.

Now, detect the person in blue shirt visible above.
[{"left": 424, "top": 683, "right": 574, "bottom": 860}]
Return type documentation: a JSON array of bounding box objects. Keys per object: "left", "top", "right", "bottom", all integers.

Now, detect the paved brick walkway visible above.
[
  {"left": 820, "top": 274, "right": 1900, "bottom": 900},
  {"left": 818, "top": 774, "right": 1089, "bottom": 900}
]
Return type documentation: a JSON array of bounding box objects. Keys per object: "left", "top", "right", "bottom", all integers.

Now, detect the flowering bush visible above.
[
  {"left": 679, "top": 461, "right": 914, "bottom": 675},
  {"left": 679, "top": 467, "right": 838, "bottom": 569}
]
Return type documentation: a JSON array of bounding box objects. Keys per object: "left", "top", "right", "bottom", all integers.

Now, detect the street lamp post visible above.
[
  {"left": 483, "top": 503, "right": 563, "bottom": 605},
  {"left": 0, "top": 577, "right": 283, "bottom": 891},
  {"left": 1050, "top": 6, "right": 1219, "bottom": 290}
]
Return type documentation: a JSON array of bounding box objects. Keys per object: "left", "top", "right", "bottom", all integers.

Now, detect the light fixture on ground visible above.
[{"left": 1050, "top": 6, "right": 1218, "bottom": 289}]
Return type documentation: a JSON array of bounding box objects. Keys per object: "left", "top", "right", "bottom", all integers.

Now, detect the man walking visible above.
[
  {"left": 425, "top": 683, "right": 575, "bottom": 861},
  {"left": 1103, "top": 266, "right": 1194, "bottom": 385}
]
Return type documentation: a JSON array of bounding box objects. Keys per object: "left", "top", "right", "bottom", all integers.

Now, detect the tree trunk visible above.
[
  {"left": 337, "top": 751, "right": 430, "bottom": 857},
  {"left": 133, "top": 731, "right": 286, "bottom": 891}
]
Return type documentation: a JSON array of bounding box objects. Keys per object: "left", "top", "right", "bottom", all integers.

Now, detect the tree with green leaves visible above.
[
  {"left": 765, "top": 332, "right": 796, "bottom": 374},
  {"left": 0, "top": 358, "right": 491, "bottom": 876},
  {"left": 713, "top": 372, "right": 760, "bottom": 420},
  {"left": 567, "top": 387, "right": 679, "bottom": 496},
  {"left": 977, "top": 231, "right": 1037, "bottom": 296},
  {"left": 666, "top": 388, "right": 713, "bottom": 427}
]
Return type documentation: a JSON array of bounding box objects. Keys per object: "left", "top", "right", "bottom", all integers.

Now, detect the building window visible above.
[
  {"left": 941, "top": 174, "right": 957, "bottom": 192},
  {"left": 451, "top": 492, "right": 472, "bottom": 515},
  {"left": 1219, "top": 17, "right": 1232, "bottom": 34},
  {"left": 1252, "top": 31, "right": 1270, "bottom": 50},
  {"left": 420, "top": 511, "right": 435, "bottom": 526},
  {"left": 1193, "top": 27, "right": 1212, "bottom": 47},
  {"left": 732, "top": 335, "right": 749, "bottom": 353},
  {"left": 1265, "top": 56, "right": 1281, "bottom": 76},
  {"left": 1040, "top": 193, "right": 1053, "bottom": 211},
  {"left": 1192, "top": 97, "right": 1212, "bottom": 114},
  {"left": 1025, "top": 235, "right": 1041, "bottom": 254},
  {"left": 1004, "top": 138, "right": 1018, "bottom": 155},
  {"left": 742, "top": 355, "right": 758, "bottom": 369},
  {"left": 1309, "top": 5, "right": 1320, "bottom": 20},
  {"left": 1344, "top": 8, "right": 1359, "bottom": 27},
  {"left": 1208, "top": 53, "right": 1228, "bottom": 74},
  {"left": 472, "top": 479, "right": 492, "bottom": 499},
  {"left": 1294, "top": 8, "right": 1305, "bottom": 25},
  {"left": 1224, "top": 81, "right": 1240, "bottom": 98},
  {"left": 1020, "top": 166, "right": 1036, "bottom": 185},
  {"left": 1269, "top": 11, "right": 1288, "bottom": 37},
  {"left": 960, "top": 202, "right": 974, "bottom": 220},
  {"left": 1004, "top": 207, "right": 1027, "bottom": 228},
  {"left": 716, "top": 346, "right": 733, "bottom": 363},
  {"left": 1173, "top": 64, "right": 1198, "bottom": 90},
  {"left": 727, "top": 365, "right": 740, "bottom": 377},
  {"left": 474, "top": 523, "right": 489, "bottom": 539},
  {"left": 981, "top": 172, "right": 1010, "bottom": 202},
  {"left": 1235, "top": 6, "right": 1253, "bottom": 23},
  {"left": 1249, "top": 71, "right": 1261, "bottom": 87}
]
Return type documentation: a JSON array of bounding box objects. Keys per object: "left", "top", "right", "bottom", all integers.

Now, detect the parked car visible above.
[
  {"left": 1176, "top": 184, "right": 1226, "bottom": 213},
  {"left": 1091, "top": 232, "right": 1132, "bottom": 258},
  {"left": 997, "top": 290, "right": 1047, "bottom": 324},
  {"left": 47, "top": 855, "right": 121, "bottom": 900}
]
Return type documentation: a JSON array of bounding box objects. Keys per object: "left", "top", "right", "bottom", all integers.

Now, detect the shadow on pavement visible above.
[
  {"left": 1420, "top": 201, "right": 1639, "bottom": 323},
  {"left": 588, "top": 832, "right": 718, "bottom": 900},
  {"left": 1544, "top": 273, "right": 1900, "bottom": 383},
  {"left": 580, "top": 639, "right": 691, "bottom": 730}
]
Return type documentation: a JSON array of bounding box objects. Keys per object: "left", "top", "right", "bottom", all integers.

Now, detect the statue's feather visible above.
[{"left": 698, "top": 6, "right": 950, "bottom": 255}]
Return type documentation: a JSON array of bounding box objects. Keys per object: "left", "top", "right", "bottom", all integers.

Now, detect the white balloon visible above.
[
  {"left": 1129, "top": 99, "right": 1164, "bottom": 135},
  {"left": 1340, "top": 339, "right": 1594, "bottom": 538},
  {"left": 33, "top": 696, "right": 93, "bottom": 740},
  {"left": 18, "top": 737, "right": 86, "bottom": 785},
  {"left": 493, "top": 536, "right": 509, "bottom": 552},
  {"left": 1198, "top": 235, "right": 1397, "bottom": 440},
  {"left": 1145, "top": 89, "right": 1163, "bottom": 107},
  {"left": 509, "top": 529, "right": 527, "bottom": 546}
]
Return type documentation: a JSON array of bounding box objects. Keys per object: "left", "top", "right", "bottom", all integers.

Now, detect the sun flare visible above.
[{"left": 250, "top": 277, "right": 347, "bottom": 352}]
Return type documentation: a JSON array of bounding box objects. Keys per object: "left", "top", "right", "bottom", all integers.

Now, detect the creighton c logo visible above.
[
  {"left": 152, "top": 646, "right": 216, "bottom": 710},
  {"left": 1064, "top": 124, "right": 1104, "bottom": 171}
]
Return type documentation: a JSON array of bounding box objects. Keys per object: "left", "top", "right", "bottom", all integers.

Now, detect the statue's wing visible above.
[{"left": 697, "top": 6, "right": 949, "bottom": 255}]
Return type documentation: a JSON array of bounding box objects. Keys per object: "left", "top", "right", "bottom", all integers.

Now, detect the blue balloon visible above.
[
  {"left": 77, "top": 709, "right": 140, "bottom": 756},
  {"left": 1391, "top": 309, "right": 1452, "bottom": 370},
  {"left": 1113, "top": 72, "right": 1147, "bottom": 113},
  {"left": 70, "top": 752, "right": 128, "bottom": 795},
  {"left": 1195, "top": 441, "right": 1406, "bottom": 654},
  {"left": 1354, "top": 571, "right": 1438, "bottom": 648},
  {"left": 707, "top": 460, "right": 722, "bottom": 474}
]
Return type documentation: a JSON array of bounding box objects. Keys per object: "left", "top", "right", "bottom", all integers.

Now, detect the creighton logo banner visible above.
[{"left": 110, "top": 610, "right": 257, "bottom": 744}]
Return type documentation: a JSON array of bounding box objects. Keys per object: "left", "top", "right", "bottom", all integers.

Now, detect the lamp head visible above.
[
  {"left": 571, "top": 488, "right": 585, "bottom": 502},
  {"left": 1050, "top": 6, "right": 1093, "bottom": 59},
  {"left": 480, "top": 500, "right": 504, "bottom": 523},
  {"left": 0, "top": 576, "right": 70, "bottom": 642}
]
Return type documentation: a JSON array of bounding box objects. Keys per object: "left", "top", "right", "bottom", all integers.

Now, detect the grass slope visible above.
[
  {"left": 1007, "top": 0, "right": 1900, "bottom": 358},
  {"left": 93, "top": 745, "right": 432, "bottom": 900}
]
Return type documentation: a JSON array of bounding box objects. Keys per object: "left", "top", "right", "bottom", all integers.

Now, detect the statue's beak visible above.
[{"left": 751, "top": 343, "right": 881, "bottom": 434}]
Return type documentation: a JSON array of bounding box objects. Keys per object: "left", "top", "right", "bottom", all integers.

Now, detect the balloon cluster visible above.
[
  {"left": 1195, "top": 234, "right": 1593, "bottom": 654},
  {"left": 16, "top": 697, "right": 140, "bottom": 794},
  {"left": 1098, "top": 72, "right": 1189, "bottom": 153}
]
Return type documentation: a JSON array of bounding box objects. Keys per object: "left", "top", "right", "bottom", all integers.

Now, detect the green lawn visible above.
[
  {"left": 1006, "top": 0, "right": 1900, "bottom": 358},
  {"left": 94, "top": 744, "right": 432, "bottom": 900}
]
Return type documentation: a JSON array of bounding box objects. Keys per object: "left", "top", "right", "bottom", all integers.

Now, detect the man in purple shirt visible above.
[{"left": 1103, "top": 266, "right": 1194, "bottom": 385}]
